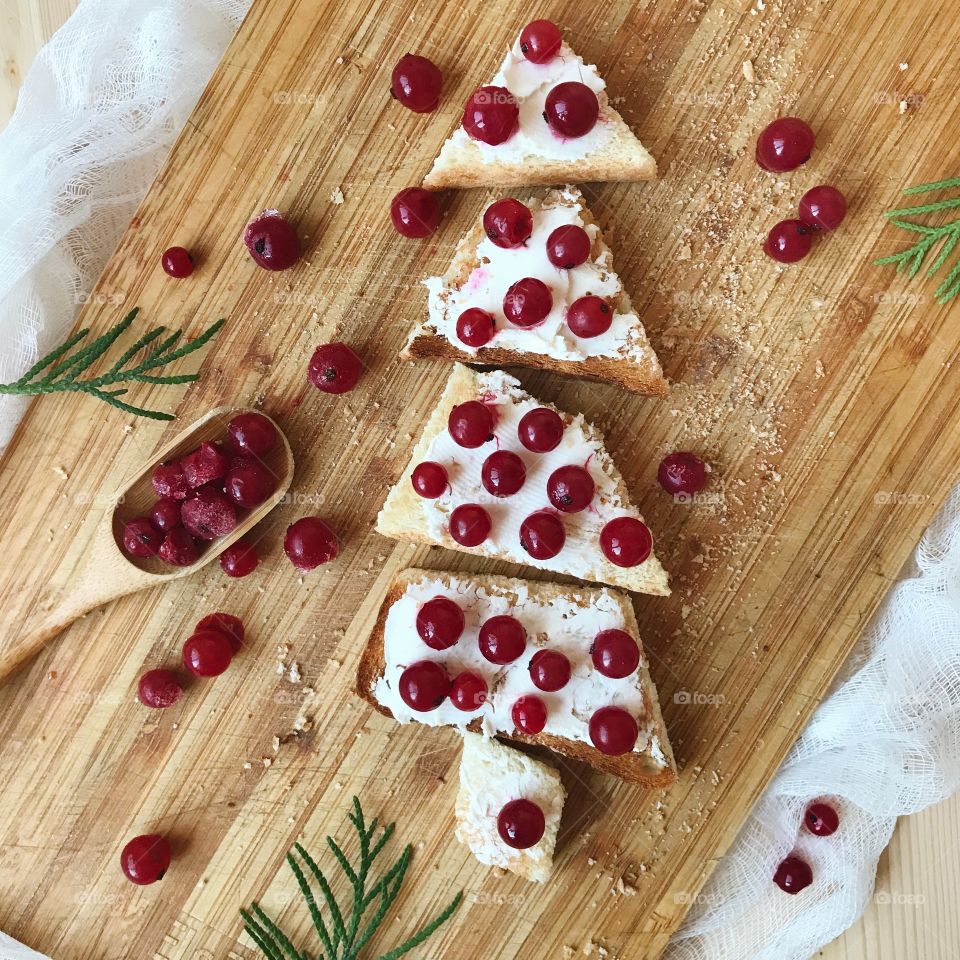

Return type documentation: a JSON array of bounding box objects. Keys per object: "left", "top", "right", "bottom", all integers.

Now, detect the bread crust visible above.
[{"left": 355, "top": 568, "right": 677, "bottom": 788}]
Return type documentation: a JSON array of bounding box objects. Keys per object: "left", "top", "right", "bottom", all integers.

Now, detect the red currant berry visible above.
[
  {"left": 411, "top": 461, "right": 448, "bottom": 498},
  {"left": 756, "top": 117, "right": 815, "bottom": 172},
  {"left": 804, "top": 802, "right": 840, "bottom": 836},
  {"left": 483, "top": 198, "right": 533, "bottom": 248},
  {"left": 161, "top": 246, "right": 194, "bottom": 278},
  {"left": 798, "top": 185, "right": 847, "bottom": 232},
  {"left": 284, "top": 517, "right": 339, "bottom": 571},
  {"left": 773, "top": 855, "right": 813, "bottom": 894},
  {"left": 478, "top": 615, "right": 526, "bottom": 664},
  {"left": 520, "top": 511, "right": 565, "bottom": 560},
  {"left": 225, "top": 456, "right": 277, "bottom": 508},
  {"left": 182, "top": 630, "right": 233, "bottom": 677},
  {"left": 448, "top": 400, "right": 495, "bottom": 448},
  {"left": 195, "top": 612, "right": 245, "bottom": 653},
  {"left": 544, "top": 82, "right": 599, "bottom": 138},
  {"left": 398, "top": 660, "right": 450, "bottom": 711},
  {"left": 591, "top": 629, "right": 640, "bottom": 678},
  {"left": 181, "top": 442, "right": 229, "bottom": 489},
  {"left": 764, "top": 219, "right": 812, "bottom": 263},
  {"left": 504, "top": 277, "right": 552, "bottom": 327},
  {"left": 449, "top": 503, "right": 492, "bottom": 547},
  {"left": 390, "top": 53, "right": 442, "bottom": 113},
  {"left": 658, "top": 451, "right": 707, "bottom": 497},
  {"left": 158, "top": 529, "right": 199, "bottom": 566},
  {"left": 220, "top": 538, "right": 259, "bottom": 577},
  {"left": 600, "top": 517, "right": 652, "bottom": 567},
  {"left": 519, "top": 19, "right": 562, "bottom": 64},
  {"left": 416, "top": 596, "right": 464, "bottom": 650},
  {"left": 512, "top": 695, "right": 547, "bottom": 734},
  {"left": 150, "top": 498, "right": 182, "bottom": 532},
  {"left": 462, "top": 86, "right": 519, "bottom": 145},
  {"left": 589, "top": 706, "right": 638, "bottom": 755},
  {"left": 122, "top": 518, "right": 163, "bottom": 558},
  {"left": 566, "top": 295, "right": 612, "bottom": 338},
  {"left": 481, "top": 450, "right": 526, "bottom": 497},
  {"left": 497, "top": 798, "right": 545, "bottom": 849},
  {"left": 546, "top": 224, "right": 591, "bottom": 268},
  {"left": 450, "top": 670, "right": 488, "bottom": 711},
  {"left": 227, "top": 412, "right": 277, "bottom": 457},
  {"left": 308, "top": 343, "right": 363, "bottom": 394},
  {"left": 529, "top": 649, "right": 570, "bottom": 692},
  {"left": 518, "top": 407, "right": 564, "bottom": 453},
  {"left": 137, "top": 669, "right": 183, "bottom": 708},
  {"left": 152, "top": 460, "right": 188, "bottom": 500},
  {"left": 243, "top": 210, "right": 301, "bottom": 271},
  {"left": 546, "top": 465, "right": 594, "bottom": 513},
  {"left": 456, "top": 307, "right": 496, "bottom": 348},
  {"left": 181, "top": 486, "right": 238, "bottom": 541},
  {"left": 390, "top": 187, "right": 440, "bottom": 238},
  {"left": 120, "top": 834, "right": 171, "bottom": 885}
]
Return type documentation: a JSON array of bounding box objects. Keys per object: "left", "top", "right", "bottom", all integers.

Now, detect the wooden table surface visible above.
[{"left": 3, "top": 2, "right": 960, "bottom": 959}]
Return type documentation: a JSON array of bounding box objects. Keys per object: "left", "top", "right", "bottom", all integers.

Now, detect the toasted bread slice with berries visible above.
[
  {"left": 456, "top": 732, "right": 565, "bottom": 882},
  {"left": 355, "top": 568, "right": 677, "bottom": 787},
  {"left": 406, "top": 186, "right": 666, "bottom": 395},
  {"left": 423, "top": 39, "right": 656, "bottom": 190},
  {"left": 376, "top": 363, "right": 669, "bottom": 595}
]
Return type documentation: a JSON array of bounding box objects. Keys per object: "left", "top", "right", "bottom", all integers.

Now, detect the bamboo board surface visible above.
[{"left": 1, "top": 1, "right": 959, "bottom": 958}]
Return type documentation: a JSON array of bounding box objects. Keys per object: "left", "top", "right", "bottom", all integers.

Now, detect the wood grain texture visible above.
[{"left": 0, "top": 1, "right": 959, "bottom": 959}]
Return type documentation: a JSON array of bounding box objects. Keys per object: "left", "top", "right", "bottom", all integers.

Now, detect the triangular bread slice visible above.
[
  {"left": 376, "top": 363, "right": 669, "bottom": 595},
  {"left": 423, "top": 38, "right": 657, "bottom": 189},
  {"left": 406, "top": 186, "right": 667, "bottom": 396}
]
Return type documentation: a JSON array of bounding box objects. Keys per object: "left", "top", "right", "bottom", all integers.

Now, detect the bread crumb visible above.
[
  {"left": 742, "top": 60, "right": 755, "bottom": 82},
  {"left": 330, "top": 187, "right": 345, "bottom": 204}
]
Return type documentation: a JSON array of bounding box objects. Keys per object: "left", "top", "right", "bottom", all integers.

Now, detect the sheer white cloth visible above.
[{"left": 2, "top": 3, "right": 958, "bottom": 958}]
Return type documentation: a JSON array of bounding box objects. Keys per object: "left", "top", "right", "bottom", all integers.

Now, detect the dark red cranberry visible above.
[
  {"left": 504, "top": 277, "right": 552, "bottom": 328},
  {"left": 283, "top": 517, "right": 339, "bottom": 571},
  {"left": 478, "top": 615, "right": 526, "bottom": 664},
  {"left": 764, "top": 219, "right": 812, "bottom": 263},
  {"left": 122, "top": 518, "right": 163, "bottom": 558},
  {"left": 181, "top": 486, "right": 238, "bottom": 541},
  {"left": 181, "top": 442, "right": 230, "bottom": 489},
  {"left": 448, "top": 400, "right": 495, "bottom": 448},
  {"left": 158, "top": 529, "right": 199, "bottom": 566},
  {"left": 243, "top": 211, "right": 301, "bottom": 271},
  {"left": 411, "top": 461, "right": 448, "bottom": 498},
  {"left": 529, "top": 649, "right": 571, "bottom": 692},
  {"left": 566, "top": 295, "right": 612, "bottom": 338},
  {"left": 481, "top": 450, "right": 526, "bottom": 497},
  {"left": 544, "top": 82, "right": 599, "bottom": 138},
  {"left": 398, "top": 660, "right": 450, "bottom": 711},
  {"left": 589, "top": 706, "right": 638, "bottom": 755},
  {"left": 773, "top": 855, "right": 813, "bottom": 894},
  {"left": 591, "top": 629, "right": 640, "bottom": 678},
  {"left": 798, "top": 185, "right": 847, "bottom": 232},
  {"left": 450, "top": 671, "right": 488, "bottom": 711},
  {"left": 182, "top": 630, "right": 233, "bottom": 677},
  {"left": 518, "top": 407, "right": 564, "bottom": 453},
  {"left": 519, "top": 19, "right": 562, "bottom": 64},
  {"left": 220, "top": 539, "right": 259, "bottom": 577},
  {"left": 756, "top": 117, "right": 815, "bottom": 172},
  {"left": 390, "top": 187, "right": 440, "bottom": 238},
  {"left": 150, "top": 498, "right": 182, "bottom": 532},
  {"left": 152, "top": 460, "right": 188, "bottom": 500},
  {"left": 195, "top": 612, "right": 245, "bottom": 653},
  {"left": 449, "top": 504, "right": 491, "bottom": 546},
  {"left": 225, "top": 456, "right": 277, "bottom": 508},
  {"left": 483, "top": 198, "right": 533, "bottom": 248},
  {"left": 658, "top": 451, "right": 707, "bottom": 497},
  {"left": 227, "top": 412, "right": 277, "bottom": 457},
  {"left": 120, "top": 834, "right": 171, "bottom": 885},
  {"left": 547, "top": 465, "right": 594, "bottom": 512},
  {"left": 416, "top": 596, "right": 464, "bottom": 650},
  {"left": 161, "top": 246, "right": 194, "bottom": 278},
  {"left": 497, "top": 798, "right": 545, "bottom": 849},
  {"left": 137, "top": 669, "right": 183, "bottom": 708},
  {"left": 390, "top": 53, "right": 442, "bottom": 113},
  {"left": 512, "top": 695, "right": 547, "bottom": 734},
  {"left": 600, "top": 517, "right": 652, "bottom": 567},
  {"left": 520, "top": 511, "right": 565, "bottom": 560},
  {"left": 462, "top": 86, "right": 519, "bottom": 145},
  {"left": 308, "top": 343, "right": 364, "bottom": 394},
  {"left": 456, "top": 308, "right": 496, "bottom": 348},
  {"left": 804, "top": 802, "right": 840, "bottom": 836},
  {"left": 546, "top": 224, "right": 591, "bottom": 268}
]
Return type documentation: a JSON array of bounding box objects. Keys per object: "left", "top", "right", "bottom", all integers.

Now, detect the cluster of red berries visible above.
[
  {"left": 756, "top": 117, "right": 847, "bottom": 264},
  {"left": 773, "top": 801, "right": 841, "bottom": 894}
]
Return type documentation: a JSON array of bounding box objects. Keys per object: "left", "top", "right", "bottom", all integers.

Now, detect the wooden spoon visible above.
[{"left": 0, "top": 406, "right": 293, "bottom": 684}]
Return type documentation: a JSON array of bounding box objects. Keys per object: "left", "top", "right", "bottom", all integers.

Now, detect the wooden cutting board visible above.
[{"left": 0, "top": 0, "right": 957, "bottom": 957}]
